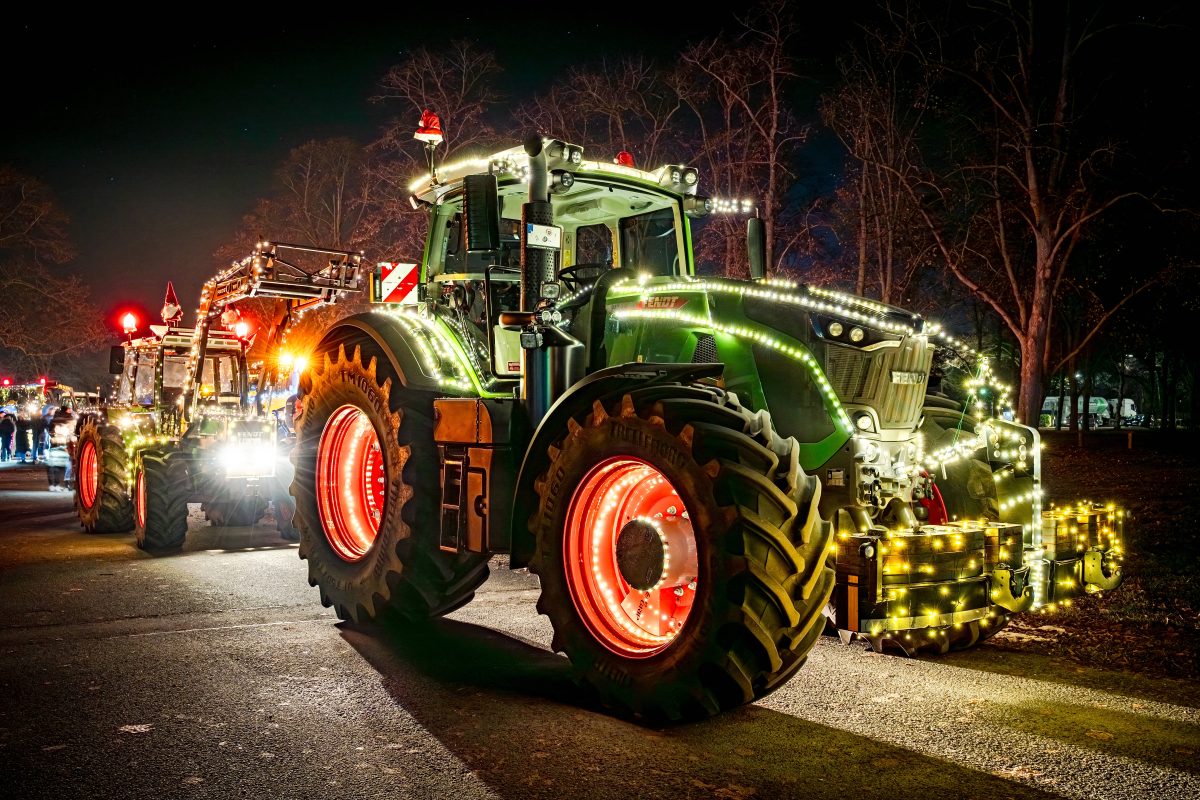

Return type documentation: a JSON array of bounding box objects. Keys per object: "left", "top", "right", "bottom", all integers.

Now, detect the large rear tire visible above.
[
  {"left": 529, "top": 386, "right": 833, "bottom": 721},
  {"left": 74, "top": 417, "right": 134, "bottom": 533},
  {"left": 291, "top": 342, "right": 489, "bottom": 623},
  {"left": 134, "top": 450, "right": 189, "bottom": 552}
]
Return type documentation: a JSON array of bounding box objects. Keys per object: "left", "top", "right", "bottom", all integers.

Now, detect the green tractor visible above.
[
  {"left": 74, "top": 324, "right": 245, "bottom": 534},
  {"left": 290, "top": 132, "right": 1125, "bottom": 720},
  {"left": 75, "top": 245, "right": 364, "bottom": 548}
]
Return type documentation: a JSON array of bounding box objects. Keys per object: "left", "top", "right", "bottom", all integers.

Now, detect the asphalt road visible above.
[{"left": 0, "top": 463, "right": 1197, "bottom": 800}]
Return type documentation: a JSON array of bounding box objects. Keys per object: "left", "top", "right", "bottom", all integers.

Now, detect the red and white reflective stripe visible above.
[{"left": 379, "top": 262, "right": 420, "bottom": 305}]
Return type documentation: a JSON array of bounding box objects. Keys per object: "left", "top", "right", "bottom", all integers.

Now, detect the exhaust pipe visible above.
[{"left": 519, "top": 133, "right": 582, "bottom": 426}]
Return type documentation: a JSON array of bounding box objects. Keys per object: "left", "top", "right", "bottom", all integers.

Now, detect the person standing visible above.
[
  {"left": 45, "top": 408, "right": 73, "bottom": 491},
  {"left": 0, "top": 413, "right": 14, "bottom": 461}
]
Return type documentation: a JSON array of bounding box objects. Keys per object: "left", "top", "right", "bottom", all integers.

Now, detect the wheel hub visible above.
[
  {"left": 78, "top": 440, "right": 99, "bottom": 510},
  {"left": 564, "top": 456, "right": 701, "bottom": 658},
  {"left": 316, "top": 405, "right": 386, "bottom": 563},
  {"left": 615, "top": 519, "right": 666, "bottom": 591}
]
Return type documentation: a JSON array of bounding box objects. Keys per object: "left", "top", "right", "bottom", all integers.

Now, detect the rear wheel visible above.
[
  {"left": 291, "top": 342, "right": 489, "bottom": 623},
  {"left": 74, "top": 417, "right": 134, "bottom": 533},
  {"left": 529, "top": 387, "right": 833, "bottom": 721},
  {"left": 134, "top": 450, "right": 189, "bottom": 552}
]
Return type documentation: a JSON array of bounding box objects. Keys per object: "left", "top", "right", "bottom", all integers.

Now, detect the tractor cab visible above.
[
  {"left": 112, "top": 326, "right": 247, "bottom": 435},
  {"left": 407, "top": 139, "right": 707, "bottom": 382}
]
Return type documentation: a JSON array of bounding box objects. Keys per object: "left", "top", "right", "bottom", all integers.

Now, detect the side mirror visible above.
[
  {"left": 108, "top": 345, "right": 126, "bottom": 375},
  {"left": 746, "top": 217, "right": 766, "bottom": 280},
  {"left": 463, "top": 173, "right": 501, "bottom": 253}
]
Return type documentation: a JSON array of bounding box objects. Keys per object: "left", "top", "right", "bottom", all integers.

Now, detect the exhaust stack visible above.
[{"left": 518, "top": 133, "right": 581, "bottom": 426}]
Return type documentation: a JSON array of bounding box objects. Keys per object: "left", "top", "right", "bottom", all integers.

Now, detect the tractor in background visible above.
[
  {"left": 74, "top": 244, "right": 363, "bottom": 548},
  {"left": 288, "top": 121, "right": 1125, "bottom": 720}
]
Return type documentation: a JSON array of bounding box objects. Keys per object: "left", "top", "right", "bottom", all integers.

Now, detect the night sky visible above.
[
  {"left": 3, "top": 8, "right": 1190, "bottom": 326},
  {"left": 4, "top": 10, "right": 856, "bottom": 320}
]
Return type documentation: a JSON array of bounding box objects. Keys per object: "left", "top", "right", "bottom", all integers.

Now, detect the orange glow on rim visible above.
[
  {"left": 135, "top": 467, "right": 147, "bottom": 530},
  {"left": 316, "top": 405, "right": 386, "bottom": 562},
  {"left": 78, "top": 440, "right": 99, "bottom": 510},
  {"left": 564, "top": 457, "right": 699, "bottom": 658}
]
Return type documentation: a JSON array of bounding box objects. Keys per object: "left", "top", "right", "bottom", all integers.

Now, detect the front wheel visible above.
[
  {"left": 529, "top": 387, "right": 833, "bottom": 721},
  {"left": 134, "top": 450, "right": 189, "bottom": 552}
]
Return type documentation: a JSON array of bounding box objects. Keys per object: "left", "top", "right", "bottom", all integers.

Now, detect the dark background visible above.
[{"left": 1, "top": 7, "right": 1191, "bottom": 317}]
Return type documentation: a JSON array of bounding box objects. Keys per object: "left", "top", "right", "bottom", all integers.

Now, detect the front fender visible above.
[{"left": 508, "top": 361, "right": 722, "bottom": 568}]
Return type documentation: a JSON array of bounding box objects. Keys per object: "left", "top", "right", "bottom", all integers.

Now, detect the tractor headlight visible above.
[
  {"left": 849, "top": 327, "right": 865, "bottom": 343},
  {"left": 855, "top": 412, "right": 875, "bottom": 432},
  {"left": 569, "top": 148, "right": 583, "bottom": 165},
  {"left": 220, "top": 440, "right": 276, "bottom": 478},
  {"left": 670, "top": 169, "right": 682, "bottom": 184},
  {"left": 828, "top": 322, "right": 844, "bottom": 337},
  {"left": 683, "top": 170, "right": 698, "bottom": 185}
]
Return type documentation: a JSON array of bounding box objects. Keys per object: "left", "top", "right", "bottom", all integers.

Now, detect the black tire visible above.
[
  {"left": 272, "top": 454, "right": 299, "bottom": 541},
  {"left": 528, "top": 386, "right": 834, "bottom": 721},
  {"left": 291, "top": 342, "right": 490, "bottom": 623},
  {"left": 203, "top": 492, "right": 267, "bottom": 527},
  {"left": 74, "top": 417, "right": 134, "bottom": 533},
  {"left": 134, "top": 450, "right": 190, "bottom": 552}
]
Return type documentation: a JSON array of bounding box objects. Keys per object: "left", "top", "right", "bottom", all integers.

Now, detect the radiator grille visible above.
[
  {"left": 825, "top": 347, "right": 869, "bottom": 398},
  {"left": 824, "top": 339, "right": 932, "bottom": 429},
  {"left": 692, "top": 333, "right": 719, "bottom": 363}
]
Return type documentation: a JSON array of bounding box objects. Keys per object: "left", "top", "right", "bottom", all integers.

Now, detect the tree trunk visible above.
[
  {"left": 1082, "top": 358, "right": 1094, "bottom": 434},
  {"left": 1068, "top": 360, "right": 1079, "bottom": 433},
  {"left": 1115, "top": 365, "right": 1125, "bottom": 431},
  {"left": 1057, "top": 371, "right": 1067, "bottom": 430},
  {"left": 1017, "top": 329, "right": 1048, "bottom": 428}
]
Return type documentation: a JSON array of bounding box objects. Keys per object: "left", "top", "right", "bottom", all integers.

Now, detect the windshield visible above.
[{"left": 426, "top": 179, "right": 686, "bottom": 278}]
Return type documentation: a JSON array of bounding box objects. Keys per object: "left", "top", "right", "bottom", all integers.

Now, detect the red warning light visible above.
[
  {"left": 122, "top": 312, "right": 139, "bottom": 334},
  {"left": 39, "top": 377, "right": 46, "bottom": 385},
  {"left": 614, "top": 151, "right": 636, "bottom": 168},
  {"left": 234, "top": 321, "right": 251, "bottom": 340},
  {"left": 2, "top": 378, "right": 10, "bottom": 387}
]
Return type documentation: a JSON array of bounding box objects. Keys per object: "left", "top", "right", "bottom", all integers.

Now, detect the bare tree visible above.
[
  {"left": 516, "top": 56, "right": 687, "bottom": 166},
  {"left": 820, "top": 26, "right": 937, "bottom": 305},
  {"left": 0, "top": 167, "right": 106, "bottom": 374},
  {"left": 682, "top": 0, "right": 809, "bottom": 274},
  {"left": 890, "top": 1, "right": 1157, "bottom": 424},
  {"left": 362, "top": 40, "right": 503, "bottom": 261}
]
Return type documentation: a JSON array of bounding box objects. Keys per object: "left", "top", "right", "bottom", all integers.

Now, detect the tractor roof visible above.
[{"left": 408, "top": 138, "right": 701, "bottom": 206}]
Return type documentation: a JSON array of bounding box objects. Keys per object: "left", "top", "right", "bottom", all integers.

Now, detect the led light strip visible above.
[{"left": 612, "top": 307, "right": 854, "bottom": 433}]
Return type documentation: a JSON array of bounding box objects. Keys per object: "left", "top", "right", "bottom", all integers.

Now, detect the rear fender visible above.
[{"left": 508, "top": 361, "right": 722, "bottom": 568}]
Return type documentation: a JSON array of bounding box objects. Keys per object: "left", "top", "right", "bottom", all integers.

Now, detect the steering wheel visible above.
[{"left": 557, "top": 263, "right": 610, "bottom": 294}]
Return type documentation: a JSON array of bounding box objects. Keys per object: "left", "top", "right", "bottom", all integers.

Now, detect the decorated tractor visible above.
[
  {"left": 74, "top": 246, "right": 363, "bottom": 548},
  {"left": 288, "top": 126, "right": 1125, "bottom": 720}
]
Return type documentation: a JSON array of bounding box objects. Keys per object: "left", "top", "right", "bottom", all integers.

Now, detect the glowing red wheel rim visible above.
[
  {"left": 316, "top": 405, "right": 386, "bottom": 562},
  {"left": 564, "top": 457, "right": 699, "bottom": 658},
  {"left": 78, "top": 440, "right": 99, "bottom": 510},
  {"left": 135, "top": 466, "right": 147, "bottom": 530}
]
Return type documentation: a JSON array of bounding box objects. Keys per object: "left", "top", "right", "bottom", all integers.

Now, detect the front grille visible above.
[
  {"left": 825, "top": 347, "right": 869, "bottom": 398},
  {"left": 824, "top": 338, "right": 932, "bottom": 429},
  {"left": 878, "top": 339, "right": 931, "bottom": 427},
  {"left": 692, "top": 333, "right": 718, "bottom": 363}
]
